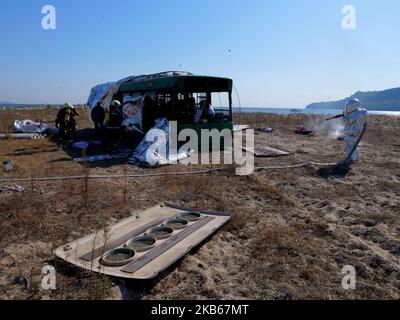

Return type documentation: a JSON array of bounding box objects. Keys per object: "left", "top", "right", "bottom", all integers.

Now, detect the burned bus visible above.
[{"left": 87, "top": 71, "right": 234, "bottom": 149}]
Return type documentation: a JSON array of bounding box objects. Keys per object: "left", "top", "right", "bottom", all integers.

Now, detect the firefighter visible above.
[
  {"left": 104, "top": 100, "right": 123, "bottom": 150},
  {"left": 91, "top": 101, "right": 105, "bottom": 133},
  {"left": 55, "top": 103, "right": 79, "bottom": 142},
  {"left": 326, "top": 99, "right": 368, "bottom": 162},
  {"left": 106, "top": 100, "right": 123, "bottom": 128}
]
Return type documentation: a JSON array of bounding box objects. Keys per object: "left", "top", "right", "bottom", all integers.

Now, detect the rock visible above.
[
  {"left": 11, "top": 276, "right": 28, "bottom": 289},
  {"left": 107, "top": 285, "right": 123, "bottom": 300},
  {"left": 370, "top": 256, "right": 384, "bottom": 268},
  {"left": 336, "top": 210, "right": 349, "bottom": 218},
  {"left": 0, "top": 255, "right": 16, "bottom": 267},
  {"left": 364, "top": 220, "right": 377, "bottom": 228},
  {"left": 107, "top": 281, "right": 140, "bottom": 300}
]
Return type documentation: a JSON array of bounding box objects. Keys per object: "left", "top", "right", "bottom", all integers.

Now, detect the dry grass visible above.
[{"left": 1, "top": 108, "right": 399, "bottom": 300}]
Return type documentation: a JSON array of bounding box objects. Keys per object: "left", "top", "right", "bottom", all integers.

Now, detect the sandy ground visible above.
[{"left": 0, "top": 108, "right": 399, "bottom": 300}]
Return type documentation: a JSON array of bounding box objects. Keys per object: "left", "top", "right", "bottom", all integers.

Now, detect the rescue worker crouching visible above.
[{"left": 55, "top": 103, "right": 79, "bottom": 143}]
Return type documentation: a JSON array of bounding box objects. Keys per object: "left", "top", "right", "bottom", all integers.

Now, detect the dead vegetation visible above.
[{"left": 0, "top": 108, "right": 399, "bottom": 300}]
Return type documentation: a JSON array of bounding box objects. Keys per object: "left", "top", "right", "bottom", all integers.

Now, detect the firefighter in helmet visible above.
[
  {"left": 106, "top": 100, "right": 123, "bottom": 128},
  {"left": 55, "top": 103, "right": 80, "bottom": 142}
]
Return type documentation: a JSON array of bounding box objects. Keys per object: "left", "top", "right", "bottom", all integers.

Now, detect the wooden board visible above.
[
  {"left": 243, "top": 147, "right": 292, "bottom": 158},
  {"left": 233, "top": 124, "right": 250, "bottom": 132},
  {"left": 54, "top": 204, "right": 232, "bottom": 279}
]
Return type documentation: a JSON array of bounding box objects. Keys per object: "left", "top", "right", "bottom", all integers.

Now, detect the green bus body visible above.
[
  {"left": 119, "top": 75, "right": 233, "bottom": 95},
  {"left": 116, "top": 74, "right": 234, "bottom": 151}
]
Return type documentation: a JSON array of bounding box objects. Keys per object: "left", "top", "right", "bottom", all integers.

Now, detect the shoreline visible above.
[{"left": 1, "top": 105, "right": 399, "bottom": 116}]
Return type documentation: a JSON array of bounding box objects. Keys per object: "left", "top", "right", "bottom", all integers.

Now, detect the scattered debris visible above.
[
  {"left": 233, "top": 124, "right": 250, "bottom": 132},
  {"left": 74, "top": 153, "right": 131, "bottom": 163},
  {"left": 72, "top": 141, "right": 90, "bottom": 150},
  {"left": 0, "top": 133, "right": 46, "bottom": 140},
  {"left": 257, "top": 127, "right": 274, "bottom": 133},
  {"left": 294, "top": 127, "right": 313, "bottom": 135},
  {"left": 13, "top": 119, "right": 50, "bottom": 134},
  {"left": 54, "top": 204, "right": 232, "bottom": 279},
  {"left": 0, "top": 185, "right": 26, "bottom": 192},
  {"left": 3, "top": 160, "right": 13, "bottom": 172}
]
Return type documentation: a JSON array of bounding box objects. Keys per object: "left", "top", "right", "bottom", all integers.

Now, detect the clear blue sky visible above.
[{"left": 0, "top": 0, "right": 399, "bottom": 107}]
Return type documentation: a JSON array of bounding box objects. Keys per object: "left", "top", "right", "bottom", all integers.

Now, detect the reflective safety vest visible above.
[
  {"left": 105, "top": 109, "right": 110, "bottom": 123},
  {"left": 64, "top": 108, "right": 74, "bottom": 122}
]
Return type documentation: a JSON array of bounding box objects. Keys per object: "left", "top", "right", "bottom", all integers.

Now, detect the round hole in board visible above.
[
  {"left": 100, "top": 248, "right": 135, "bottom": 267},
  {"left": 147, "top": 226, "right": 174, "bottom": 240},
  {"left": 180, "top": 212, "right": 202, "bottom": 222},
  {"left": 165, "top": 218, "right": 189, "bottom": 230},
  {"left": 126, "top": 236, "right": 157, "bottom": 252}
]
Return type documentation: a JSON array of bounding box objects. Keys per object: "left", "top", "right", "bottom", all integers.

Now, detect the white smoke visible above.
[{"left": 304, "top": 117, "right": 344, "bottom": 139}]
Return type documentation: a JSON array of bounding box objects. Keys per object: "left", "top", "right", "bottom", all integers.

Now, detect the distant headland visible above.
[{"left": 306, "top": 87, "right": 400, "bottom": 111}]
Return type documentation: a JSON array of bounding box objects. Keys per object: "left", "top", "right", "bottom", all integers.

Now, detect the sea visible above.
[
  {"left": 233, "top": 107, "right": 400, "bottom": 116},
  {"left": 1, "top": 104, "right": 399, "bottom": 116}
]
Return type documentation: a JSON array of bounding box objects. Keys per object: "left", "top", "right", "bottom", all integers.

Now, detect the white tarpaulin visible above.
[
  {"left": 87, "top": 76, "right": 136, "bottom": 112},
  {"left": 121, "top": 95, "right": 144, "bottom": 133},
  {"left": 13, "top": 120, "right": 50, "bottom": 133},
  {"left": 86, "top": 72, "right": 194, "bottom": 114},
  {"left": 128, "top": 118, "right": 193, "bottom": 167}
]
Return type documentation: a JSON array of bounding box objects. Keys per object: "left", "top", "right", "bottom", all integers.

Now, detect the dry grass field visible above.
[{"left": 0, "top": 107, "right": 399, "bottom": 300}]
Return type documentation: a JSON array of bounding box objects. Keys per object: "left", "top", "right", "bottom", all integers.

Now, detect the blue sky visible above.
[{"left": 0, "top": 0, "right": 399, "bottom": 107}]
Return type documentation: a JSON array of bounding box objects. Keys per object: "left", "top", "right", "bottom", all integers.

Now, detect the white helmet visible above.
[
  {"left": 63, "top": 102, "right": 74, "bottom": 109},
  {"left": 345, "top": 99, "right": 362, "bottom": 116}
]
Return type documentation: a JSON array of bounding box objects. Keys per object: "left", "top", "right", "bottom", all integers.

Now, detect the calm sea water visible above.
[
  {"left": 234, "top": 107, "right": 400, "bottom": 116},
  {"left": 1, "top": 104, "right": 399, "bottom": 116},
  {"left": 0, "top": 104, "right": 61, "bottom": 110}
]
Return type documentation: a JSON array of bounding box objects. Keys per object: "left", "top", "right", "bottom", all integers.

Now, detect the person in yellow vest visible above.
[
  {"left": 104, "top": 106, "right": 110, "bottom": 125},
  {"left": 55, "top": 103, "right": 79, "bottom": 142},
  {"left": 103, "top": 100, "right": 123, "bottom": 150},
  {"left": 105, "top": 100, "right": 123, "bottom": 128}
]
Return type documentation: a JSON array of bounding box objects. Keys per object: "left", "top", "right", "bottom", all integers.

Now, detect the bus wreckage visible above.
[{"left": 87, "top": 71, "right": 238, "bottom": 167}]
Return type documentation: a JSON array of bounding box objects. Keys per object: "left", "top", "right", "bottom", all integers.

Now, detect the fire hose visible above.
[{"left": 0, "top": 126, "right": 368, "bottom": 183}]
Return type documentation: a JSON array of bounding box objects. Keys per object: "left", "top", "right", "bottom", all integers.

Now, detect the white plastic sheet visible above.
[
  {"left": 128, "top": 118, "right": 192, "bottom": 167},
  {"left": 121, "top": 95, "right": 144, "bottom": 133},
  {"left": 0, "top": 185, "right": 26, "bottom": 192},
  {"left": 13, "top": 120, "right": 50, "bottom": 133}
]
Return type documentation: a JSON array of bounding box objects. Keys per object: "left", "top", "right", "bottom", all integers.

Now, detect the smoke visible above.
[{"left": 304, "top": 117, "right": 344, "bottom": 139}]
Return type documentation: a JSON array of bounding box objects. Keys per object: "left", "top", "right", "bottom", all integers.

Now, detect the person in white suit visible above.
[{"left": 326, "top": 99, "right": 368, "bottom": 162}]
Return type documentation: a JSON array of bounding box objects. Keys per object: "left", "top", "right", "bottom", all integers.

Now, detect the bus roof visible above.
[{"left": 119, "top": 73, "right": 233, "bottom": 94}]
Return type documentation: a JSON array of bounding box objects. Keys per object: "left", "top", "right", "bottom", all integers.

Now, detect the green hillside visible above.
[{"left": 306, "top": 87, "right": 400, "bottom": 111}]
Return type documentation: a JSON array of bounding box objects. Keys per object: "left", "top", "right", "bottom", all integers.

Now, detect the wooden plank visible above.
[
  {"left": 243, "top": 147, "right": 291, "bottom": 158},
  {"left": 80, "top": 217, "right": 166, "bottom": 262},
  {"left": 164, "top": 203, "right": 232, "bottom": 217},
  {"left": 121, "top": 216, "right": 215, "bottom": 274}
]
